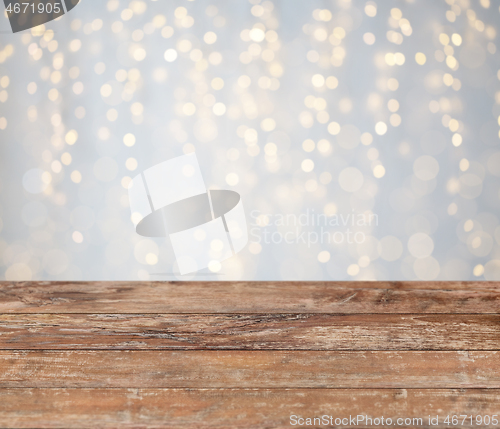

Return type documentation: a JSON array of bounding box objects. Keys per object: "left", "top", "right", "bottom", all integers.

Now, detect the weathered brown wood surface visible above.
[
  {"left": 1, "top": 313, "right": 499, "bottom": 350},
  {"left": 0, "top": 281, "right": 499, "bottom": 313},
  {"left": 0, "top": 281, "right": 499, "bottom": 428},
  {"left": 1, "top": 350, "right": 499, "bottom": 388},
  {"left": 1, "top": 388, "right": 499, "bottom": 429}
]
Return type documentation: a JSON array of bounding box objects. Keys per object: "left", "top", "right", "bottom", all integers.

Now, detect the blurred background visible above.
[{"left": 0, "top": 0, "right": 499, "bottom": 281}]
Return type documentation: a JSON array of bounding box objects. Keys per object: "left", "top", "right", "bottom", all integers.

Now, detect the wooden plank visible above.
[
  {"left": 0, "top": 314, "right": 499, "bottom": 350},
  {"left": 0, "top": 388, "right": 499, "bottom": 428},
  {"left": 0, "top": 281, "right": 499, "bottom": 314},
  {"left": 1, "top": 350, "right": 499, "bottom": 388}
]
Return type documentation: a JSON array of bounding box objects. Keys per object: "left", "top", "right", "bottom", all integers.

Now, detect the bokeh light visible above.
[{"left": 0, "top": 0, "right": 499, "bottom": 281}]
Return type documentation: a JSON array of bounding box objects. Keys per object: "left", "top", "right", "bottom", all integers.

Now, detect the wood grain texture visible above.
[
  {"left": 0, "top": 388, "right": 499, "bottom": 428},
  {"left": 1, "top": 281, "right": 499, "bottom": 428},
  {"left": 1, "top": 281, "right": 499, "bottom": 314},
  {"left": 1, "top": 313, "right": 499, "bottom": 350},
  {"left": 1, "top": 350, "right": 499, "bottom": 388}
]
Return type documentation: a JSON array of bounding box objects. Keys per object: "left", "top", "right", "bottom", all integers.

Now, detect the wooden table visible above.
[{"left": 0, "top": 281, "right": 499, "bottom": 428}]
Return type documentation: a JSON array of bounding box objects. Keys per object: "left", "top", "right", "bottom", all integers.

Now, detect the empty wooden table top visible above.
[{"left": 0, "top": 281, "right": 499, "bottom": 428}]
